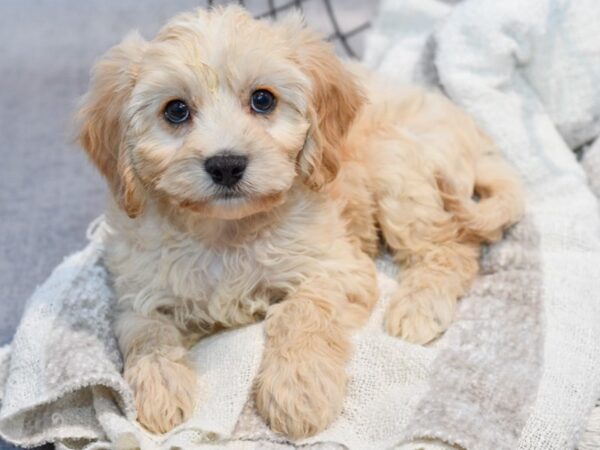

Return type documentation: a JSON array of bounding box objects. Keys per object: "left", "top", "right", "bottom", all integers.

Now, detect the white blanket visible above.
[
  {"left": 433, "top": 1, "right": 600, "bottom": 448},
  {"left": 368, "top": 0, "right": 600, "bottom": 447},
  {"left": 2, "top": 0, "right": 600, "bottom": 449}
]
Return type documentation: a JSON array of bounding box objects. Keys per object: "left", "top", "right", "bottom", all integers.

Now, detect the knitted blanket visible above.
[
  {"left": 2, "top": 0, "right": 600, "bottom": 448},
  {"left": 366, "top": 1, "right": 600, "bottom": 448}
]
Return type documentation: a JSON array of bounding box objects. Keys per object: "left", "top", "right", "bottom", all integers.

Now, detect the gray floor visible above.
[{"left": 0, "top": 1, "right": 377, "bottom": 448}]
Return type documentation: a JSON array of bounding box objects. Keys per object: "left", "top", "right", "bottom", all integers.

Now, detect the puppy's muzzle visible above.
[{"left": 204, "top": 153, "right": 248, "bottom": 188}]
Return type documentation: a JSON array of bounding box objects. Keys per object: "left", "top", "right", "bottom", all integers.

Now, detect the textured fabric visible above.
[
  {"left": 0, "top": 226, "right": 130, "bottom": 448},
  {"left": 0, "top": 347, "right": 10, "bottom": 405},
  {"left": 368, "top": 0, "right": 600, "bottom": 447},
  {"left": 580, "top": 400, "right": 600, "bottom": 450},
  {"left": 582, "top": 139, "right": 600, "bottom": 201},
  {"left": 402, "top": 219, "right": 543, "bottom": 450},
  {"left": 362, "top": 0, "right": 453, "bottom": 85},
  {"left": 430, "top": 1, "right": 600, "bottom": 448}
]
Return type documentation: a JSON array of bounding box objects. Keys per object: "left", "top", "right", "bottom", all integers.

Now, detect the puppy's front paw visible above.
[
  {"left": 385, "top": 289, "right": 456, "bottom": 344},
  {"left": 125, "top": 354, "right": 197, "bottom": 434},
  {"left": 255, "top": 351, "right": 346, "bottom": 440}
]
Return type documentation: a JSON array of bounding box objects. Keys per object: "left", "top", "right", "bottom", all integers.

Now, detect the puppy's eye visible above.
[
  {"left": 164, "top": 100, "right": 190, "bottom": 124},
  {"left": 250, "top": 89, "right": 276, "bottom": 114}
]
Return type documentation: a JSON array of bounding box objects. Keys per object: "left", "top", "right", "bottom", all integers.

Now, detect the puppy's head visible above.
[{"left": 78, "top": 6, "right": 363, "bottom": 220}]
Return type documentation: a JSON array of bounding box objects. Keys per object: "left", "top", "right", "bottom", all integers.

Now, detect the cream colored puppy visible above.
[{"left": 77, "top": 6, "right": 523, "bottom": 439}]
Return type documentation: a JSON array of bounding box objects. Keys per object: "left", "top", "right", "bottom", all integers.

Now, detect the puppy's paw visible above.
[
  {"left": 125, "top": 354, "right": 197, "bottom": 434},
  {"left": 255, "top": 351, "right": 346, "bottom": 440},
  {"left": 385, "top": 289, "right": 455, "bottom": 344}
]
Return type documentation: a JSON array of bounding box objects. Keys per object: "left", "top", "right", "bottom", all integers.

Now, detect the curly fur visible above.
[{"left": 77, "top": 6, "right": 523, "bottom": 439}]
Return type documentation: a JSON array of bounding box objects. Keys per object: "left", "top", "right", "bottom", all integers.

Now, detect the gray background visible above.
[{"left": 0, "top": 1, "right": 377, "bottom": 448}]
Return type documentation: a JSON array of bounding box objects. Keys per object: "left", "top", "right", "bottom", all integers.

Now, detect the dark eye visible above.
[
  {"left": 164, "top": 100, "right": 190, "bottom": 124},
  {"left": 250, "top": 89, "right": 276, "bottom": 114}
]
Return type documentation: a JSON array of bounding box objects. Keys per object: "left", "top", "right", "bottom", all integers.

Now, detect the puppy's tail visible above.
[{"left": 437, "top": 153, "right": 524, "bottom": 243}]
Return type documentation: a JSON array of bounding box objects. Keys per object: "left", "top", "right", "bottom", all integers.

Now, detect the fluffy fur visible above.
[{"left": 77, "top": 6, "right": 523, "bottom": 439}]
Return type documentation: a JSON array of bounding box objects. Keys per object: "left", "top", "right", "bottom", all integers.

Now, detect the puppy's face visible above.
[{"left": 79, "top": 7, "right": 363, "bottom": 220}]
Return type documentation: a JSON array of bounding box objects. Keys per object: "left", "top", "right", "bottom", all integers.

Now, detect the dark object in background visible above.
[{"left": 210, "top": 0, "right": 372, "bottom": 58}]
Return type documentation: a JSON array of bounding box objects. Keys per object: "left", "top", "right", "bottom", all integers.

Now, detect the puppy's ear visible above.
[
  {"left": 78, "top": 32, "right": 148, "bottom": 218},
  {"left": 282, "top": 15, "right": 365, "bottom": 191}
]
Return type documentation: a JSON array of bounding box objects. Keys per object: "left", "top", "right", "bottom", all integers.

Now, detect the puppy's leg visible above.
[
  {"left": 378, "top": 181, "right": 480, "bottom": 344},
  {"left": 115, "top": 310, "right": 196, "bottom": 434},
  {"left": 255, "top": 253, "right": 377, "bottom": 439}
]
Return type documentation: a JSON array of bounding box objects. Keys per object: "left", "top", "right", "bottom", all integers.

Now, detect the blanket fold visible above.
[{"left": 0, "top": 227, "right": 133, "bottom": 448}]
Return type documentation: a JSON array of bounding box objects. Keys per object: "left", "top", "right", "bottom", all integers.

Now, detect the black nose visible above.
[{"left": 204, "top": 153, "right": 248, "bottom": 187}]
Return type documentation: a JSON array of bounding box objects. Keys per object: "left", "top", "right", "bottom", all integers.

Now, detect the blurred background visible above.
[{"left": 0, "top": 1, "right": 378, "bottom": 447}]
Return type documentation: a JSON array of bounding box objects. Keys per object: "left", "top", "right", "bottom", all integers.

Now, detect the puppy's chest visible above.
[
  {"left": 109, "top": 229, "right": 283, "bottom": 329},
  {"left": 159, "top": 238, "right": 273, "bottom": 302},
  {"left": 107, "top": 202, "right": 325, "bottom": 327}
]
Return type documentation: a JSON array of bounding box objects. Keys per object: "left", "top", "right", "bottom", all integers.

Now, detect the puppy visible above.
[{"left": 77, "top": 6, "right": 523, "bottom": 439}]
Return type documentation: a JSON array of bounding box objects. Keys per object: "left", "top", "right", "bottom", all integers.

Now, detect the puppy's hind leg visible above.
[{"left": 378, "top": 178, "right": 481, "bottom": 344}]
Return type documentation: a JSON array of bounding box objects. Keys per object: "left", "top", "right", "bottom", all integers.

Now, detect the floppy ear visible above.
[
  {"left": 78, "top": 32, "right": 148, "bottom": 218},
  {"left": 284, "top": 16, "right": 365, "bottom": 191}
]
